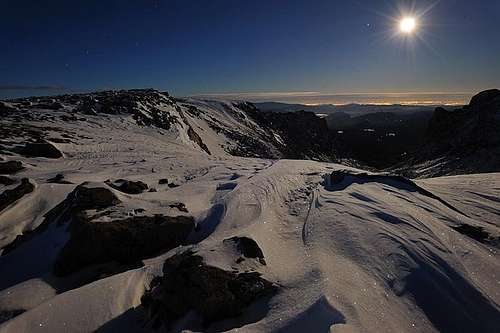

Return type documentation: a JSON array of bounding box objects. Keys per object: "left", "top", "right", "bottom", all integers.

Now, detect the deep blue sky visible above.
[{"left": 1, "top": 0, "right": 499, "bottom": 100}]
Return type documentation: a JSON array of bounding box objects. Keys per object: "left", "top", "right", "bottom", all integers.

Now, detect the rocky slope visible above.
[
  {"left": 1, "top": 89, "right": 338, "bottom": 163},
  {"left": 396, "top": 89, "right": 500, "bottom": 177}
]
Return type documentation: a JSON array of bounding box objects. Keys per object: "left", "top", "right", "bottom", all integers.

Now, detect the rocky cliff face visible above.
[
  {"left": 398, "top": 89, "right": 500, "bottom": 177},
  {"left": 244, "top": 106, "right": 339, "bottom": 161}
]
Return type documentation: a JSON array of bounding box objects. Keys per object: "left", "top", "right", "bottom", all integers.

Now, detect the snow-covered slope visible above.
[{"left": 0, "top": 90, "right": 499, "bottom": 332}]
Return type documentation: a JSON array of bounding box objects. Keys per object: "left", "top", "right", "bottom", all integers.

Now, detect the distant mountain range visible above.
[{"left": 255, "top": 101, "right": 440, "bottom": 116}]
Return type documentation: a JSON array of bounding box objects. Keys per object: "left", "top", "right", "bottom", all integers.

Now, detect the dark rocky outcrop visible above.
[
  {"left": 0, "top": 309, "right": 26, "bottom": 325},
  {"left": 169, "top": 202, "right": 188, "bottom": 212},
  {"left": 54, "top": 214, "right": 195, "bottom": 276},
  {"left": 187, "top": 126, "right": 211, "bottom": 155},
  {"left": 70, "top": 183, "right": 121, "bottom": 209},
  {"left": 0, "top": 176, "right": 16, "bottom": 186},
  {"left": 106, "top": 179, "right": 148, "bottom": 194},
  {"left": 0, "top": 102, "right": 17, "bottom": 116},
  {"left": 141, "top": 251, "right": 277, "bottom": 329},
  {"left": 244, "top": 105, "right": 339, "bottom": 161},
  {"left": 0, "top": 178, "right": 34, "bottom": 212},
  {"left": 0, "top": 161, "right": 24, "bottom": 174},
  {"left": 398, "top": 89, "right": 500, "bottom": 177},
  {"left": 75, "top": 89, "right": 180, "bottom": 130},
  {"left": 20, "top": 141, "right": 63, "bottom": 158},
  {"left": 1, "top": 183, "right": 120, "bottom": 256},
  {"left": 224, "top": 236, "right": 266, "bottom": 265},
  {"left": 47, "top": 173, "right": 73, "bottom": 184},
  {"left": 452, "top": 224, "right": 499, "bottom": 247},
  {"left": 158, "top": 178, "right": 169, "bottom": 185},
  {"left": 177, "top": 107, "right": 211, "bottom": 155}
]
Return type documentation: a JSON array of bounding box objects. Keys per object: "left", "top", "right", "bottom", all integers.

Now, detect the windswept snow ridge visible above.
[{"left": 0, "top": 90, "right": 499, "bottom": 332}]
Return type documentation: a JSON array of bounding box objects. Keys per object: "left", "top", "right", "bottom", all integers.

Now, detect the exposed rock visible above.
[
  {"left": 398, "top": 89, "right": 500, "bottom": 177},
  {"left": 71, "top": 183, "right": 121, "bottom": 209},
  {"left": 141, "top": 251, "right": 277, "bottom": 328},
  {"left": 0, "top": 161, "right": 24, "bottom": 174},
  {"left": 169, "top": 202, "right": 188, "bottom": 212},
  {"left": 187, "top": 126, "right": 211, "bottom": 155},
  {"left": 176, "top": 107, "right": 211, "bottom": 155},
  {"left": 60, "top": 114, "right": 79, "bottom": 122},
  {"left": 106, "top": 179, "right": 148, "bottom": 194},
  {"left": 54, "top": 214, "right": 195, "bottom": 276},
  {"left": 1, "top": 183, "right": 119, "bottom": 256},
  {"left": 224, "top": 236, "right": 266, "bottom": 265},
  {"left": 0, "top": 176, "right": 16, "bottom": 186},
  {"left": 469, "top": 89, "right": 500, "bottom": 111},
  {"left": 0, "top": 178, "right": 34, "bottom": 212},
  {"left": 0, "top": 102, "right": 17, "bottom": 116},
  {"left": 158, "top": 178, "right": 169, "bottom": 184},
  {"left": 74, "top": 89, "right": 179, "bottom": 130},
  {"left": 33, "top": 101, "right": 63, "bottom": 110},
  {"left": 168, "top": 183, "right": 180, "bottom": 188},
  {"left": 0, "top": 309, "right": 26, "bottom": 324},
  {"left": 20, "top": 141, "right": 63, "bottom": 158},
  {"left": 245, "top": 107, "right": 338, "bottom": 161},
  {"left": 47, "top": 173, "right": 73, "bottom": 184},
  {"left": 452, "top": 224, "right": 499, "bottom": 247},
  {"left": 47, "top": 137, "right": 72, "bottom": 144}
]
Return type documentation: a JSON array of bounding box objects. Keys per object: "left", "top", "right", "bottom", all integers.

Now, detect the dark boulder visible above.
[
  {"left": 158, "top": 178, "right": 169, "bottom": 184},
  {"left": 224, "top": 236, "right": 266, "bottom": 265},
  {"left": 0, "top": 161, "right": 24, "bottom": 174},
  {"left": 0, "top": 178, "right": 34, "bottom": 212},
  {"left": 169, "top": 202, "right": 188, "bottom": 212},
  {"left": 54, "top": 214, "right": 195, "bottom": 276},
  {"left": 106, "top": 179, "right": 148, "bottom": 194},
  {"left": 0, "top": 176, "right": 16, "bottom": 186},
  {"left": 141, "top": 251, "right": 277, "bottom": 329},
  {"left": 47, "top": 173, "right": 73, "bottom": 184},
  {"left": 71, "top": 183, "right": 121, "bottom": 209},
  {"left": 20, "top": 141, "right": 63, "bottom": 158}
]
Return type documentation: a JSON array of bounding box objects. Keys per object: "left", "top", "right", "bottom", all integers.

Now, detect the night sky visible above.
[{"left": 1, "top": 0, "right": 499, "bottom": 102}]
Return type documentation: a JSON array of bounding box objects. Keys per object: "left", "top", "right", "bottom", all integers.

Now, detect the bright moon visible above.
[{"left": 400, "top": 17, "right": 416, "bottom": 33}]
